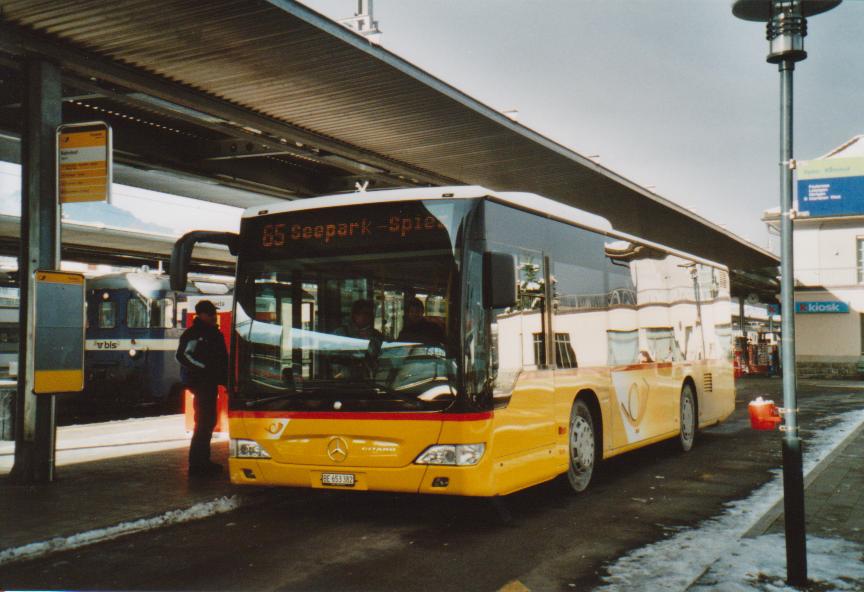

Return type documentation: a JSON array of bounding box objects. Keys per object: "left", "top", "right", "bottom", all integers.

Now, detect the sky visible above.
[
  {"left": 0, "top": 162, "right": 241, "bottom": 237},
  {"left": 300, "top": 0, "right": 864, "bottom": 251}
]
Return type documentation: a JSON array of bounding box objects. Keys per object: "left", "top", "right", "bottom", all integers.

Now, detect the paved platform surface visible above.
[
  {"left": 763, "top": 425, "right": 864, "bottom": 544},
  {"left": 0, "top": 416, "right": 243, "bottom": 552},
  {"left": 687, "top": 381, "right": 864, "bottom": 590},
  {"left": 0, "top": 378, "right": 861, "bottom": 591}
]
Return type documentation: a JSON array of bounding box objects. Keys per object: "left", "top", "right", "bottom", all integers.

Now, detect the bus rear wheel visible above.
[
  {"left": 566, "top": 399, "right": 597, "bottom": 493},
  {"left": 679, "top": 383, "right": 697, "bottom": 452}
]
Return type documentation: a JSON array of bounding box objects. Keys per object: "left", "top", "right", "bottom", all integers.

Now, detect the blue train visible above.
[{"left": 85, "top": 271, "right": 232, "bottom": 410}]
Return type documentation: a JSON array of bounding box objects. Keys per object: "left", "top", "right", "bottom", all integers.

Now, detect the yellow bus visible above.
[{"left": 171, "top": 186, "right": 734, "bottom": 496}]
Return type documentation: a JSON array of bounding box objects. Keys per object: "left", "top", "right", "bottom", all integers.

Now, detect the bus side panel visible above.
[
  {"left": 488, "top": 369, "right": 559, "bottom": 494},
  {"left": 553, "top": 367, "right": 612, "bottom": 458},
  {"left": 699, "top": 359, "right": 735, "bottom": 426}
]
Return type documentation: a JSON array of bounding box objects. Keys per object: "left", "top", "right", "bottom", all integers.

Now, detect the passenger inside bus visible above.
[
  {"left": 334, "top": 299, "right": 382, "bottom": 341},
  {"left": 332, "top": 299, "right": 384, "bottom": 380},
  {"left": 397, "top": 297, "right": 445, "bottom": 345}
]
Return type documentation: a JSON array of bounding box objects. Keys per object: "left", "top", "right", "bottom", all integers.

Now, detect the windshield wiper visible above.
[{"left": 244, "top": 380, "right": 430, "bottom": 408}]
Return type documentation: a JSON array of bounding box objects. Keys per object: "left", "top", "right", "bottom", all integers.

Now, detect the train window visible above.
[
  {"left": 150, "top": 298, "right": 175, "bottom": 328},
  {"left": 98, "top": 301, "right": 116, "bottom": 329},
  {"left": 0, "top": 323, "right": 17, "bottom": 352},
  {"left": 127, "top": 298, "right": 148, "bottom": 328}
]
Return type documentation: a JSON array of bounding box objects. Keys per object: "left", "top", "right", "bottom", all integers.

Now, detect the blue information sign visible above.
[
  {"left": 795, "top": 301, "right": 849, "bottom": 314},
  {"left": 797, "top": 157, "right": 864, "bottom": 218}
]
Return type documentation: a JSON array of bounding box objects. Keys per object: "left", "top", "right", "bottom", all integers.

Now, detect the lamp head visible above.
[
  {"left": 732, "top": 0, "right": 842, "bottom": 63},
  {"left": 732, "top": 0, "right": 841, "bottom": 21}
]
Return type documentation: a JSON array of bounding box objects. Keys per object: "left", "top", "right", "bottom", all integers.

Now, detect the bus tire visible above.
[
  {"left": 566, "top": 399, "right": 597, "bottom": 493},
  {"left": 679, "top": 382, "right": 697, "bottom": 452}
]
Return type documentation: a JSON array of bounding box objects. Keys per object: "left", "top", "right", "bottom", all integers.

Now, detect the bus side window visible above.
[
  {"left": 552, "top": 230, "right": 615, "bottom": 368},
  {"left": 487, "top": 248, "right": 544, "bottom": 402}
]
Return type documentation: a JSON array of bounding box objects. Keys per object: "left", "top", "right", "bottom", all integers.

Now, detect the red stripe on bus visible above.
[
  {"left": 229, "top": 411, "right": 493, "bottom": 421},
  {"left": 614, "top": 362, "right": 675, "bottom": 371}
]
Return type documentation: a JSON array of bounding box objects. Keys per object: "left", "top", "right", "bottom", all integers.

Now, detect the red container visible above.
[{"left": 749, "top": 397, "right": 781, "bottom": 430}]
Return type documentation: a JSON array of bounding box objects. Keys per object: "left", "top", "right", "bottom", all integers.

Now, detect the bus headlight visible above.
[
  {"left": 415, "top": 443, "right": 485, "bottom": 466},
  {"left": 229, "top": 439, "right": 271, "bottom": 459}
]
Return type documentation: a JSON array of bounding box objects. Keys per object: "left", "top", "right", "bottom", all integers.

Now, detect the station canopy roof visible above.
[{"left": 0, "top": 0, "right": 778, "bottom": 272}]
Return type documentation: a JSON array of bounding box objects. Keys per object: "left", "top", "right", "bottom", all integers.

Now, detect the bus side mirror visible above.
[
  {"left": 483, "top": 252, "right": 517, "bottom": 309},
  {"left": 170, "top": 231, "right": 239, "bottom": 291}
]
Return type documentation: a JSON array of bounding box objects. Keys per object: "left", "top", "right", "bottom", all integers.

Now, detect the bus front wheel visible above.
[
  {"left": 566, "top": 399, "right": 597, "bottom": 493},
  {"left": 679, "top": 383, "right": 697, "bottom": 452}
]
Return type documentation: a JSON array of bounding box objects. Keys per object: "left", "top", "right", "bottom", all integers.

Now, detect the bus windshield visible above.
[{"left": 233, "top": 199, "right": 470, "bottom": 413}]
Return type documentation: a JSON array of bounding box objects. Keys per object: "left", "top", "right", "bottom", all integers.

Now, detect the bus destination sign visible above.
[
  {"left": 261, "top": 214, "right": 447, "bottom": 248},
  {"left": 246, "top": 201, "right": 460, "bottom": 258}
]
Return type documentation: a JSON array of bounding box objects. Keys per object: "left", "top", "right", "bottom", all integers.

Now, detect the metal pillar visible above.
[
  {"left": 778, "top": 57, "right": 807, "bottom": 586},
  {"left": 11, "top": 59, "right": 62, "bottom": 483},
  {"left": 739, "top": 298, "right": 748, "bottom": 366},
  {"left": 732, "top": 1, "right": 842, "bottom": 585}
]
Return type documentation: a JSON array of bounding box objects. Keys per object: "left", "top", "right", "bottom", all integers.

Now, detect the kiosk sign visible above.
[
  {"left": 795, "top": 301, "right": 849, "bottom": 314},
  {"left": 797, "top": 157, "right": 864, "bottom": 218},
  {"left": 57, "top": 122, "right": 112, "bottom": 203}
]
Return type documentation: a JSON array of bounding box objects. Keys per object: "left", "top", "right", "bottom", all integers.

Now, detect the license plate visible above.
[{"left": 321, "top": 472, "right": 355, "bottom": 487}]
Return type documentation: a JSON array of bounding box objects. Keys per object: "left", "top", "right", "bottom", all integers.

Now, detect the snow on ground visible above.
[
  {"left": 691, "top": 533, "right": 864, "bottom": 591},
  {"left": 0, "top": 495, "right": 243, "bottom": 566},
  {"left": 596, "top": 408, "right": 864, "bottom": 592}
]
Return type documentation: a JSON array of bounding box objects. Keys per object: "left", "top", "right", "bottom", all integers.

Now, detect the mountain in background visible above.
[
  {"left": 0, "top": 190, "right": 174, "bottom": 236},
  {"left": 62, "top": 202, "right": 174, "bottom": 235}
]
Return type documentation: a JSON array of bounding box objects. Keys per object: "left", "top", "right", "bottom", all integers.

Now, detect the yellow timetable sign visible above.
[
  {"left": 58, "top": 122, "right": 112, "bottom": 203},
  {"left": 33, "top": 270, "right": 85, "bottom": 394}
]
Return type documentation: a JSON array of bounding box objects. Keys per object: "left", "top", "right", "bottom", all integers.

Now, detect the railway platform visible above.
[{"left": 0, "top": 415, "right": 265, "bottom": 563}]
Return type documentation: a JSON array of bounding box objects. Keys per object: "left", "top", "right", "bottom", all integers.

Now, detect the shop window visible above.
[
  {"left": 533, "top": 332, "right": 578, "bottom": 368},
  {"left": 608, "top": 330, "right": 639, "bottom": 365},
  {"left": 532, "top": 332, "right": 546, "bottom": 367},
  {"left": 554, "top": 333, "right": 578, "bottom": 368},
  {"left": 860, "top": 314, "right": 864, "bottom": 355},
  {"left": 858, "top": 238, "right": 864, "bottom": 284}
]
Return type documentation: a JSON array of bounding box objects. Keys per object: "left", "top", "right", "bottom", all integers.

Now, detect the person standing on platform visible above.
[{"left": 176, "top": 300, "right": 228, "bottom": 477}]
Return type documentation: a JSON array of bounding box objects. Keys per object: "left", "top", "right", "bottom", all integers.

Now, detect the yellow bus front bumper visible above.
[{"left": 229, "top": 457, "right": 499, "bottom": 496}]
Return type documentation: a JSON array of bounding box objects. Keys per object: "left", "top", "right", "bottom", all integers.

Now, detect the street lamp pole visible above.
[{"left": 731, "top": 0, "right": 841, "bottom": 587}]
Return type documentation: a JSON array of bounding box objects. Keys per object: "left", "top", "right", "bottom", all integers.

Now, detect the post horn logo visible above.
[
  {"left": 327, "top": 436, "right": 349, "bottom": 462},
  {"left": 621, "top": 378, "right": 650, "bottom": 431}
]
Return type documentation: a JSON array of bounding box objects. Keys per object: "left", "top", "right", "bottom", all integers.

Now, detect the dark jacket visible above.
[
  {"left": 176, "top": 318, "right": 228, "bottom": 387},
  {"left": 398, "top": 318, "right": 446, "bottom": 345}
]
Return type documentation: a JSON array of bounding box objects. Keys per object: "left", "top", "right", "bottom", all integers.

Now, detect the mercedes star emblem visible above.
[{"left": 327, "top": 436, "right": 349, "bottom": 462}]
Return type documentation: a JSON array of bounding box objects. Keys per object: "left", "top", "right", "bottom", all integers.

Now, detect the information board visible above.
[
  {"left": 797, "top": 157, "right": 864, "bottom": 218},
  {"left": 33, "top": 271, "right": 85, "bottom": 394},
  {"left": 57, "top": 122, "right": 112, "bottom": 204}
]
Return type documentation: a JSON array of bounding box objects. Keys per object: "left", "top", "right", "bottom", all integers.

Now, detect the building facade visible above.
[{"left": 764, "top": 135, "right": 864, "bottom": 378}]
